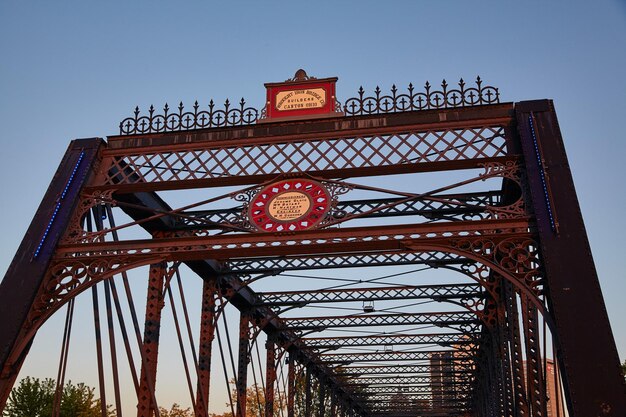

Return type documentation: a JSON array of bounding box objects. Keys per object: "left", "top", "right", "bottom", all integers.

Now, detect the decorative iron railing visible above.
[
  {"left": 118, "top": 77, "right": 499, "bottom": 135},
  {"left": 118, "top": 99, "right": 258, "bottom": 135},
  {"left": 343, "top": 77, "right": 499, "bottom": 116}
]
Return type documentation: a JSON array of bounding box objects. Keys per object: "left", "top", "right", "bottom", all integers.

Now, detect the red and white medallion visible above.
[{"left": 249, "top": 179, "right": 331, "bottom": 232}]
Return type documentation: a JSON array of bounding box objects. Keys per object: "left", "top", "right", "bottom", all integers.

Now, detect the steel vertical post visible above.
[
  {"left": 265, "top": 340, "right": 276, "bottom": 417},
  {"left": 305, "top": 364, "right": 312, "bottom": 417},
  {"left": 137, "top": 262, "right": 167, "bottom": 417},
  {"left": 317, "top": 379, "right": 325, "bottom": 417},
  {"left": 521, "top": 297, "right": 547, "bottom": 417},
  {"left": 503, "top": 282, "right": 530, "bottom": 416},
  {"left": 237, "top": 312, "right": 251, "bottom": 417},
  {"left": 516, "top": 100, "right": 626, "bottom": 416},
  {"left": 195, "top": 279, "right": 217, "bottom": 417},
  {"left": 287, "top": 352, "right": 295, "bottom": 417}
]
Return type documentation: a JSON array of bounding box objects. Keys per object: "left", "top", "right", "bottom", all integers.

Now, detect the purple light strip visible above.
[
  {"left": 34, "top": 151, "right": 85, "bottom": 258},
  {"left": 528, "top": 116, "right": 556, "bottom": 232}
]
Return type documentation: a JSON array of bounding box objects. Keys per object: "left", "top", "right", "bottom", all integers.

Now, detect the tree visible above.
[
  {"left": 209, "top": 379, "right": 285, "bottom": 417},
  {"left": 59, "top": 382, "right": 113, "bottom": 417},
  {"left": 3, "top": 377, "right": 113, "bottom": 417},
  {"left": 3, "top": 377, "right": 54, "bottom": 417},
  {"left": 159, "top": 403, "right": 193, "bottom": 417}
]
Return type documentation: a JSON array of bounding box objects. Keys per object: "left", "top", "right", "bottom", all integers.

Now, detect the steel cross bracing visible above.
[
  {"left": 99, "top": 124, "right": 509, "bottom": 192},
  {"left": 348, "top": 372, "right": 476, "bottom": 386},
  {"left": 282, "top": 311, "right": 480, "bottom": 331},
  {"left": 355, "top": 392, "right": 470, "bottom": 402},
  {"left": 357, "top": 398, "right": 470, "bottom": 409},
  {"left": 335, "top": 364, "right": 473, "bottom": 376},
  {"left": 256, "top": 283, "right": 484, "bottom": 306},
  {"left": 53, "top": 219, "right": 533, "bottom": 260},
  {"left": 359, "top": 394, "right": 471, "bottom": 404},
  {"left": 301, "top": 333, "right": 477, "bottom": 349},
  {"left": 171, "top": 191, "right": 502, "bottom": 230},
  {"left": 343, "top": 375, "right": 473, "bottom": 387},
  {"left": 365, "top": 402, "right": 470, "bottom": 411},
  {"left": 317, "top": 350, "right": 475, "bottom": 364},
  {"left": 225, "top": 251, "right": 468, "bottom": 275},
  {"left": 367, "top": 404, "right": 470, "bottom": 414}
]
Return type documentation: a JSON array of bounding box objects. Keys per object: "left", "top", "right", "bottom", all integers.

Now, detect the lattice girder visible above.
[
  {"left": 98, "top": 121, "right": 510, "bottom": 192},
  {"left": 316, "top": 350, "right": 475, "bottom": 364},
  {"left": 256, "top": 283, "right": 483, "bottom": 306},
  {"left": 335, "top": 364, "right": 473, "bottom": 376},
  {"left": 301, "top": 333, "right": 478, "bottom": 349}
]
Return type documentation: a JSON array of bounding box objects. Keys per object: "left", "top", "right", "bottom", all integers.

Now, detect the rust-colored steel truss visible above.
[{"left": 0, "top": 77, "right": 624, "bottom": 417}]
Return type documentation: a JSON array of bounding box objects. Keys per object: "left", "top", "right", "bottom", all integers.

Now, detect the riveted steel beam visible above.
[
  {"left": 256, "top": 284, "right": 483, "bottom": 307},
  {"left": 282, "top": 311, "right": 479, "bottom": 332},
  {"left": 301, "top": 333, "right": 477, "bottom": 350},
  {"left": 334, "top": 363, "right": 472, "bottom": 377},
  {"left": 317, "top": 350, "right": 475, "bottom": 364}
]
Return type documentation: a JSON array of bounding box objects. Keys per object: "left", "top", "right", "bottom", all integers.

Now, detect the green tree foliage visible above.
[
  {"left": 3, "top": 377, "right": 54, "bottom": 417},
  {"left": 158, "top": 403, "right": 193, "bottom": 417},
  {"left": 208, "top": 380, "right": 284, "bottom": 417},
  {"left": 3, "top": 377, "right": 113, "bottom": 417}
]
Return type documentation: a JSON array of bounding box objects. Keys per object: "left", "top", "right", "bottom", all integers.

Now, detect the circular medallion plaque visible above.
[{"left": 249, "top": 179, "right": 331, "bottom": 232}]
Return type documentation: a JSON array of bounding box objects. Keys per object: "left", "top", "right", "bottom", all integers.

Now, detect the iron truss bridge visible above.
[{"left": 0, "top": 72, "right": 624, "bottom": 417}]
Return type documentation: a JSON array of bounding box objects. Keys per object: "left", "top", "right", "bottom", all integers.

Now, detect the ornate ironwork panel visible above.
[{"left": 102, "top": 126, "right": 508, "bottom": 188}]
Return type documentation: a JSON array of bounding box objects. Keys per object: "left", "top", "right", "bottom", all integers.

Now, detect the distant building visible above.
[
  {"left": 545, "top": 359, "right": 564, "bottom": 417},
  {"left": 523, "top": 359, "right": 564, "bottom": 417},
  {"left": 430, "top": 351, "right": 456, "bottom": 407}
]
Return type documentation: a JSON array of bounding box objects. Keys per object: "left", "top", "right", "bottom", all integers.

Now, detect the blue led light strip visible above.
[
  {"left": 528, "top": 116, "right": 557, "bottom": 232},
  {"left": 33, "top": 151, "right": 86, "bottom": 258}
]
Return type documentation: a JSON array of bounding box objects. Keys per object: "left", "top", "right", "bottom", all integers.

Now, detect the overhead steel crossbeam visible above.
[
  {"left": 368, "top": 412, "right": 469, "bottom": 417},
  {"left": 356, "top": 390, "right": 469, "bottom": 402},
  {"left": 282, "top": 311, "right": 480, "bottom": 331},
  {"left": 365, "top": 400, "right": 468, "bottom": 407},
  {"left": 360, "top": 398, "right": 469, "bottom": 410},
  {"left": 99, "top": 119, "right": 510, "bottom": 192},
  {"left": 346, "top": 375, "right": 470, "bottom": 390},
  {"left": 360, "top": 399, "right": 469, "bottom": 410},
  {"left": 256, "top": 283, "right": 483, "bottom": 307},
  {"left": 354, "top": 387, "right": 470, "bottom": 399},
  {"left": 350, "top": 373, "right": 477, "bottom": 387},
  {"left": 368, "top": 410, "right": 468, "bottom": 417},
  {"left": 343, "top": 374, "right": 472, "bottom": 386},
  {"left": 171, "top": 191, "right": 502, "bottom": 230},
  {"left": 301, "top": 333, "right": 477, "bottom": 349},
  {"left": 367, "top": 407, "right": 469, "bottom": 417},
  {"left": 335, "top": 364, "right": 473, "bottom": 376},
  {"left": 363, "top": 399, "right": 468, "bottom": 407},
  {"left": 317, "top": 350, "right": 475, "bottom": 364},
  {"left": 369, "top": 410, "right": 470, "bottom": 417},
  {"left": 55, "top": 219, "right": 533, "bottom": 261},
  {"left": 350, "top": 386, "right": 471, "bottom": 398},
  {"left": 360, "top": 398, "right": 468, "bottom": 404},
  {"left": 368, "top": 411, "right": 467, "bottom": 417},
  {"left": 225, "top": 251, "right": 467, "bottom": 275}
]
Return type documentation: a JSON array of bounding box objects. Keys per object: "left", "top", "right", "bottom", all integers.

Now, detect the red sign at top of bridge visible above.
[{"left": 262, "top": 69, "right": 343, "bottom": 121}]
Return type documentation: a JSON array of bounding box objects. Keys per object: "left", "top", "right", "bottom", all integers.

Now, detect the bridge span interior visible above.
[{"left": 1, "top": 77, "right": 624, "bottom": 417}]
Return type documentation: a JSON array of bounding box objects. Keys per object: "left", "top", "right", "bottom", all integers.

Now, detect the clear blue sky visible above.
[{"left": 1, "top": 0, "right": 625, "bottom": 413}]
